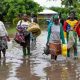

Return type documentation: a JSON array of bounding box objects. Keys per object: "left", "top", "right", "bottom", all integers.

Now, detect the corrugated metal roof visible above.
[{"left": 38, "top": 9, "right": 58, "bottom": 14}]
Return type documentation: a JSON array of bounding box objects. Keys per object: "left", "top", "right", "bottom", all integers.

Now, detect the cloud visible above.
[{"left": 34, "top": 0, "right": 62, "bottom": 7}]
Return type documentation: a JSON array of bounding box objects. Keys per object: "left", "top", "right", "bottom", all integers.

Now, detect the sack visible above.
[
  {"left": 27, "top": 22, "right": 41, "bottom": 37},
  {"left": 43, "top": 45, "right": 50, "bottom": 55}
]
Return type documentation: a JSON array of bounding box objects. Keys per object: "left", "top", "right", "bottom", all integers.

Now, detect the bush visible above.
[{"left": 38, "top": 19, "right": 48, "bottom": 29}]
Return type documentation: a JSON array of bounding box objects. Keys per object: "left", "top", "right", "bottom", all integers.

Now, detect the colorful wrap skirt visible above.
[
  {"left": 0, "top": 36, "right": 7, "bottom": 50},
  {"left": 49, "top": 41, "right": 61, "bottom": 55}
]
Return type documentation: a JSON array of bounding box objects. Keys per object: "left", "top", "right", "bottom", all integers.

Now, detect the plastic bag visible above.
[
  {"left": 43, "top": 45, "right": 50, "bottom": 55},
  {"left": 14, "top": 32, "right": 25, "bottom": 44},
  {"left": 62, "top": 44, "right": 67, "bottom": 57}
]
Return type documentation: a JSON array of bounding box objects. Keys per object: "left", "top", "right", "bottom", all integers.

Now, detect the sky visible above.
[{"left": 34, "top": 0, "right": 62, "bottom": 7}]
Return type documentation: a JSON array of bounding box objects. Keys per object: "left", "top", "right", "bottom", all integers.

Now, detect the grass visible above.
[
  {"left": 6, "top": 24, "right": 47, "bottom": 38},
  {"left": 7, "top": 25, "right": 17, "bottom": 38}
]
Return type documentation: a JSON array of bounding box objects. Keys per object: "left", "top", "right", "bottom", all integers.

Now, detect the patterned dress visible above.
[
  {"left": 16, "top": 20, "right": 30, "bottom": 47},
  {"left": 0, "top": 36, "right": 7, "bottom": 50},
  {"left": 49, "top": 24, "right": 61, "bottom": 55},
  {"left": 63, "top": 19, "right": 78, "bottom": 57},
  {"left": 0, "top": 21, "right": 8, "bottom": 50}
]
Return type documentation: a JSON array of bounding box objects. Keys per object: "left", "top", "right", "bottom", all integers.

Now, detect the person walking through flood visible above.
[
  {"left": 0, "top": 17, "right": 10, "bottom": 59},
  {"left": 63, "top": 11, "right": 78, "bottom": 59},
  {"left": 30, "top": 14, "right": 38, "bottom": 45},
  {"left": 15, "top": 13, "right": 31, "bottom": 57},
  {"left": 46, "top": 15, "right": 65, "bottom": 60}
]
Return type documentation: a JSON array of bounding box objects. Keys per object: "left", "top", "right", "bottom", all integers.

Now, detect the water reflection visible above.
[
  {"left": 16, "top": 58, "right": 40, "bottom": 80},
  {"left": 43, "top": 61, "right": 78, "bottom": 80},
  {"left": 0, "top": 59, "right": 10, "bottom": 80},
  {"left": 30, "top": 58, "right": 50, "bottom": 80},
  {"left": 0, "top": 31, "right": 80, "bottom": 80}
]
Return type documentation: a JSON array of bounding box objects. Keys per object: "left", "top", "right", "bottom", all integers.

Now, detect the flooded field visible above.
[{"left": 0, "top": 31, "right": 80, "bottom": 80}]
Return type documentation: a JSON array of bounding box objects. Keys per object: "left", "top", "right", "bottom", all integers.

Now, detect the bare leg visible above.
[
  {"left": 22, "top": 46, "right": 27, "bottom": 56},
  {"left": 55, "top": 55, "right": 57, "bottom": 60},
  {"left": 27, "top": 46, "right": 31, "bottom": 55},
  {"left": 51, "top": 54, "right": 57, "bottom": 60},
  {"left": 50, "top": 50, "right": 57, "bottom": 60},
  {"left": 2, "top": 49, "right": 6, "bottom": 58},
  {"left": 25, "top": 33, "right": 31, "bottom": 56},
  {"left": 51, "top": 54, "right": 55, "bottom": 59}
]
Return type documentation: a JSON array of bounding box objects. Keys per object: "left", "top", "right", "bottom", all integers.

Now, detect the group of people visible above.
[
  {"left": 0, "top": 11, "right": 80, "bottom": 61},
  {"left": 14, "top": 13, "right": 38, "bottom": 57},
  {"left": 0, "top": 13, "right": 38, "bottom": 59},
  {"left": 46, "top": 10, "right": 80, "bottom": 61}
]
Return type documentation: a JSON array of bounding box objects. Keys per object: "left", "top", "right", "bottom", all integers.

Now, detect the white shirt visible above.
[
  {"left": 0, "top": 21, "right": 8, "bottom": 36},
  {"left": 17, "top": 20, "right": 30, "bottom": 30},
  {"left": 49, "top": 24, "right": 60, "bottom": 43}
]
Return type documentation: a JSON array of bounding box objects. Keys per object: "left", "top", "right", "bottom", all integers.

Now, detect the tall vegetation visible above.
[
  {"left": 48, "top": 0, "right": 80, "bottom": 19},
  {"left": 0, "top": 0, "right": 43, "bottom": 22}
]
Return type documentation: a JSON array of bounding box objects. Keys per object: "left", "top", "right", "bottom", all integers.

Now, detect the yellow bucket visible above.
[{"left": 62, "top": 44, "right": 67, "bottom": 57}]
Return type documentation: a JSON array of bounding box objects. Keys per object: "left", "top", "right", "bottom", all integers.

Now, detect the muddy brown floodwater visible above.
[{"left": 0, "top": 31, "right": 80, "bottom": 80}]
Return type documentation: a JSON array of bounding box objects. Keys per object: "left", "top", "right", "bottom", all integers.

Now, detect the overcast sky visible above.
[{"left": 34, "top": 0, "right": 62, "bottom": 7}]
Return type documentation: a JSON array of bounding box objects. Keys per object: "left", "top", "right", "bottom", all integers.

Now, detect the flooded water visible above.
[{"left": 0, "top": 31, "right": 80, "bottom": 80}]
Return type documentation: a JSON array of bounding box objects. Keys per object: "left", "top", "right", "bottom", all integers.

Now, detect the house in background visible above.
[
  {"left": 38, "top": 9, "right": 58, "bottom": 20},
  {"left": 37, "top": 9, "right": 58, "bottom": 27}
]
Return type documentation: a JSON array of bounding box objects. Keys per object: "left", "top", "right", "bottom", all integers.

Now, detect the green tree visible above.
[
  {"left": 0, "top": 0, "right": 43, "bottom": 22},
  {"left": 61, "top": 0, "right": 80, "bottom": 8}
]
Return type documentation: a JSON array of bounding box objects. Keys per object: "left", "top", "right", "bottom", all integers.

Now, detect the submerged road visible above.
[{"left": 0, "top": 31, "right": 80, "bottom": 80}]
